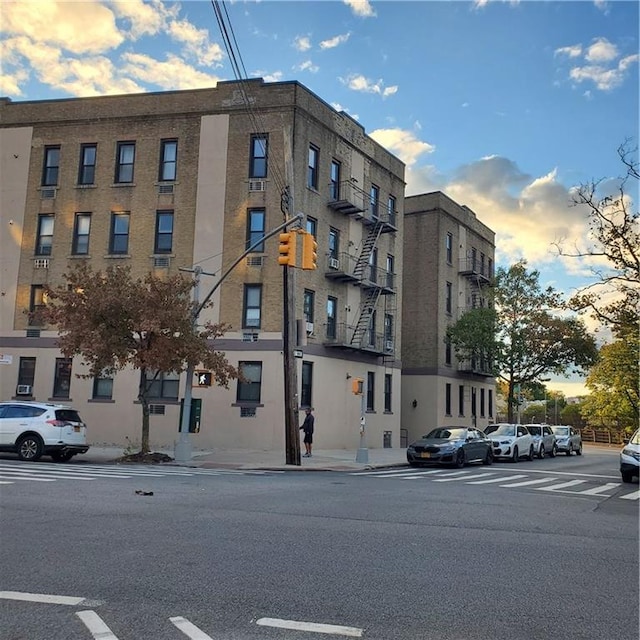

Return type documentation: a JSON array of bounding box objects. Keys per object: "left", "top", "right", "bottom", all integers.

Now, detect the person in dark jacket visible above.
[{"left": 300, "top": 407, "right": 315, "bottom": 457}]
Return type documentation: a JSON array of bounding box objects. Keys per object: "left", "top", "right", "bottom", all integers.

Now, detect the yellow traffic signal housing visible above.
[
  {"left": 278, "top": 231, "right": 297, "bottom": 267},
  {"left": 301, "top": 231, "right": 318, "bottom": 270},
  {"left": 352, "top": 378, "right": 364, "bottom": 395}
]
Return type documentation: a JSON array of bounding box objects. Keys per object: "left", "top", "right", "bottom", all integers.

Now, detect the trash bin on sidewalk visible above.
[{"left": 383, "top": 430, "right": 392, "bottom": 448}]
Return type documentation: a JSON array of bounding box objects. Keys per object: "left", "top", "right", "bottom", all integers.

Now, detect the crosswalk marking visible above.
[
  {"left": 537, "top": 479, "right": 587, "bottom": 491},
  {"left": 466, "top": 474, "right": 527, "bottom": 484},
  {"left": 76, "top": 610, "right": 120, "bottom": 640},
  {"left": 577, "top": 483, "right": 621, "bottom": 495},
  {"left": 499, "top": 477, "right": 559, "bottom": 487},
  {"left": 170, "top": 616, "right": 215, "bottom": 639},
  {"left": 620, "top": 490, "right": 640, "bottom": 500},
  {"left": 433, "top": 472, "right": 496, "bottom": 482},
  {"left": 0, "top": 474, "right": 56, "bottom": 482}
]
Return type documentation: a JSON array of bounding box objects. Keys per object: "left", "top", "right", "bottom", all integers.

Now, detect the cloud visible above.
[
  {"left": 320, "top": 33, "right": 351, "bottom": 49},
  {"left": 166, "top": 19, "right": 224, "bottom": 66},
  {"left": 294, "top": 35, "right": 312, "bottom": 52},
  {"left": 585, "top": 37, "right": 618, "bottom": 63},
  {"left": 555, "top": 44, "right": 582, "bottom": 58},
  {"left": 111, "top": 0, "right": 174, "bottom": 39},
  {"left": 340, "top": 74, "right": 398, "bottom": 98},
  {"left": 121, "top": 53, "right": 220, "bottom": 90},
  {"left": 369, "top": 128, "right": 435, "bottom": 167},
  {"left": 343, "top": 0, "right": 376, "bottom": 18},
  {"left": 569, "top": 55, "right": 639, "bottom": 91},
  {"left": 296, "top": 60, "right": 319, "bottom": 74},
  {"left": 330, "top": 103, "right": 360, "bottom": 120}
]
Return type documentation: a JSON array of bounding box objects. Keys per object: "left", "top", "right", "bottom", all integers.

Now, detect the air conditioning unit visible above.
[
  {"left": 248, "top": 180, "right": 266, "bottom": 192},
  {"left": 41, "top": 188, "right": 56, "bottom": 199},
  {"left": 16, "top": 385, "right": 32, "bottom": 395},
  {"left": 329, "top": 257, "right": 340, "bottom": 270},
  {"left": 385, "top": 340, "right": 394, "bottom": 352},
  {"left": 306, "top": 322, "right": 314, "bottom": 335},
  {"left": 153, "top": 256, "right": 170, "bottom": 268},
  {"left": 158, "top": 184, "right": 174, "bottom": 194},
  {"left": 33, "top": 258, "right": 50, "bottom": 269}
]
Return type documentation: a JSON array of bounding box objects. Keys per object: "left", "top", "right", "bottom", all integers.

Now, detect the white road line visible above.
[
  {"left": 536, "top": 479, "right": 587, "bottom": 492},
  {"left": 256, "top": 617, "right": 363, "bottom": 637},
  {"left": 500, "top": 477, "right": 559, "bottom": 488},
  {"left": 354, "top": 468, "right": 418, "bottom": 476},
  {"left": 620, "top": 490, "right": 640, "bottom": 500},
  {"left": 577, "top": 483, "right": 621, "bottom": 495},
  {"left": 170, "top": 616, "right": 215, "bottom": 639},
  {"left": 467, "top": 474, "right": 528, "bottom": 485},
  {"left": 76, "top": 610, "right": 120, "bottom": 640},
  {"left": 0, "top": 474, "right": 56, "bottom": 482},
  {"left": 375, "top": 470, "right": 445, "bottom": 479},
  {"left": 0, "top": 591, "right": 85, "bottom": 605},
  {"left": 0, "top": 470, "right": 95, "bottom": 480},
  {"left": 433, "top": 473, "right": 496, "bottom": 482},
  {"left": 0, "top": 480, "right": 14, "bottom": 484},
  {"left": 427, "top": 470, "right": 470, "bottom": 477}
]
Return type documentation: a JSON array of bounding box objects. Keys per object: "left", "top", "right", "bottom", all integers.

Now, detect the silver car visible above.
[
  {"left": 551, "top": 425, "right": 583, "bottom": 456},
  {"left": 525, "top": 424, "right": 558, "bottom": 458}
]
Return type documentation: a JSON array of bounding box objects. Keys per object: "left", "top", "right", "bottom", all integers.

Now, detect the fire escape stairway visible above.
[
  {"left": 351, "top": 221, "right": 385, "bottom": 280},
  {"left": 350, "top": 288, "right": 383, "bottom": 347}
]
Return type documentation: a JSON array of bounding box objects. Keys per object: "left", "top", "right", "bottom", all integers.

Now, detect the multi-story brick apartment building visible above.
[
  {"left": 0, "top": 79, "right": 406, "bottom": 452},
  {"left": 401, "top": 191, "right": 496, "bottom": 443}
]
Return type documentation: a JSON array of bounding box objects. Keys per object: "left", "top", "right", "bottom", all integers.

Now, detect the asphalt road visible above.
[{"left": 0, "top": 449, "right": 637, "bottom": 640}]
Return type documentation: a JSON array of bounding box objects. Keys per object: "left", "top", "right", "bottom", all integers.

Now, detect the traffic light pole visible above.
[{"left": 174, "top": 214, "right": 303, "bottom": 463}]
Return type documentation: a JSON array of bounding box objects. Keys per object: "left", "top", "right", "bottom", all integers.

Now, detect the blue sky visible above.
[{"left": 1, "top": 0, "right": 638, "bottom": 395}]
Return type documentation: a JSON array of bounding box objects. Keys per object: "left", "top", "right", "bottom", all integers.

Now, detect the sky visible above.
[{"left": 1, "top": 0, "right": 638, "bottom": 397}]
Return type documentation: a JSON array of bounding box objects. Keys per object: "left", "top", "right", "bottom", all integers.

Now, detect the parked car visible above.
[
  {"left": 484, "top": 423, "right": 534, "bottom": 462},
  {"left": 525, "top": 424, "right": 558, "bottom": 458},
  {"left": 620, "top": 429, "right": 640, "bottom": 483},
  {"left": 406, "top": 427, "right": 493, "bottom": 468},
  {"left": 550, "top": 425, "right": 583, "bottom": 456},
  {"left": 0, "top": 401, "right": 89, "bottom": 462}
]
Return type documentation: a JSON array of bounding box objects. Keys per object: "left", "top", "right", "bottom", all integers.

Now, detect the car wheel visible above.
[
  {"left": 512, "top": 446, "right": 519, "bottom": 463},
  {"left": 621, "top": 471, "right": 634, "bottom": 483},
  {"left": 17, "top": 434, "right": 44, "bottom": 461},
  {"left": 51, "top": 451, "right": 75, "bottom": 463},
  {"left": 538, "top": 444, "right": 545, "bottom": 459},
  {"left": 549, "top": 444, "right": 557, "bottom": 458},
  {"left": 454, "top": 449, "right": 466, "bottom": 469},
  {"left": 526, "top": 445, "right": 534, "bottom": 461},
  {"left": 566, "top": 445, "right": 572, "bottom": 456},
  {"left": 576, "top": 443, "right": 583, "bottom": 456},
  {"left": 483, "top": 448, "right": 493, "bottom": 465}
]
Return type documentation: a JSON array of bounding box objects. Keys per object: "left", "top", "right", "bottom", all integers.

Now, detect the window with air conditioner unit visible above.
[
  {"left": 306, "top": 322, "right": 314, "bottom": 335},
  {"left": 329, "top": 257, "right": 340, "bottom": 270},
  {"left": 17, "top": 385, "right": 32, "bottom": 396},
  {"left": 248, "top": 180, "right": 265, "bottom": 192},
  {"left": 385, "top": 340, "right": 394, "bottom": 351}
]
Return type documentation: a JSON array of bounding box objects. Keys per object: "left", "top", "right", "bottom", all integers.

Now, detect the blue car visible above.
[{"left": 406, "top": 427, "right": 493, "bottom": 468}]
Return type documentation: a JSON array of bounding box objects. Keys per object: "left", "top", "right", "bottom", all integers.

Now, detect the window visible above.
[
  {"left": 306, "top": 216, "right": 317, "bottom": 238},
  {"left": 368, "top": 310, "right": 377, "bottom": 347},
  {"left": 78, "top": 144, "right": 97, "bottom": 185},
  {"left": 471, "top": 387, "right": 477, "bottom": 418},
  {"left": 246, "top": 209, "right": 265, "bottom": 252},
  {"left": 93, "top": 373, "right": 113, "bottom": 400},
  {"left": 17, "top": 357, "right": 36, "bottom": 391},
  {"left": 159, "top": 139, "right": 177, "bottom": 181},
  {"left": 446, "top": 232, "right": 453, "bottom": 264},
  {"left": 115, "top": 142, "right": 135, "bottom": 183},
  {"left": 72, "top": 213, "right": 91, "bottom": 255},
  {"left": 384, "top": 314, "right": 393, "bottom": 344},
  {"left": 109, "top": 212, "right": 130, "bottom": 254},
  {"left": 370, "top": 184, "right": 379, "bottom": 219},
  {"left": 303, "top": 289, "right": 315, "bottom": 323},
  {"left": 480, "top": 388, "right": 486, "bottom": 417},
  {"left": 154, "top": 210, "right": 174, "bottom": 253},
  {"left": 459, "top": 384, "right": 465, "bottom": 416},
  {"left": 146, "top": 371, "right": 179, "bottom": 400},
  {"left": 488, "top": 258, "right": 493, "bottom": 278},
  {"left": 301, "top": 361, "right": 313, "bottom": 408},
  {"left": 488, "top": 389, "right": 494, "bottom": 418},
  {"left": 249, "top": 135, "right": 267, "bottom": 178},
  {"left": 237, "top": 361, "right": 262, "bottom": 403},
  {"left": 42, "top": 146, "right": 60, "bottom": 186},
  {"left": 386, "top": 254, "right": 394, "bottom": 289},
  {"left": 243, "top": 284, "right": 262, "bottom": 328},
  {"left": 445, "top": 337, "right": 452, "bottom": 365},
  {"left": 446, "top": 281, "right": 452, "bottom": 314},
  {"left": 328, "top": 228, "right": 339, "bottom": 258},
  {"left": 384, "top": 373, "right": 392, "bottom": 413},
  {"left": 330, "top": 160, "right": 340, "bottom": 200},
  {"left": 29, "top": 285, "right": 46, "bottom": 326},
  {"left": 471, "top": 247, "right": 477, "bottom": 272},
  {"left": 369, "top": 247, "right": 378, "bottom": 283},
  {"left": 445, "top": 383, "right": 452, "bottom": 416},
  {"left": 53, "top": 358, "right": 72, "bottom": 398},
  {"left": 326, "top": 296, "right": 337, "bottom": 339},
  {"left": 481, "top": 252, "right": 486, "bottom": 277},
  {"left": 366, "top": 371, "right": 375, "bottom": 411},
  {"left": 307, "top": 145, "right": 319, "bottom": 189},
  {"left": 35, "top": 214, "right": 54, "bottom": 255},
  {"left": 387, "top": 194, "right": 396, "bottom": 225}
]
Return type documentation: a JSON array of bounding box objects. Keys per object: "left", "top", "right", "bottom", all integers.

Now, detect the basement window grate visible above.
[
  {"left": 149, "top": 404, "right": 166, "bottom": 415},
  {"left": 26, "top": 329, "right": 41, "bottom": 338},
  {"left": 246, "top": 256, "right": 264, "bottom": 267},
  {"left": 240, "top": 407, "right": 257, "bottom": 417}
]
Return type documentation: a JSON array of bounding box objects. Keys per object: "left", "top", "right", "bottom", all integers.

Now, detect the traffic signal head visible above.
[
  {"left": 278, "top": 231, "right": 297, "bottom": 267},
  {"left": 301, "top": 231, "right": 318, "bottom": 270},
  {"left": 196, "top": 371, "right": 212, "bottom": 387}
]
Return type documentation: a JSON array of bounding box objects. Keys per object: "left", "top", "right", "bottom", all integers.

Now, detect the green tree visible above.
[
  {"left": 41, "top": 264, "right": 237, "bottom": 455},
  {"left": 448, "top": 261, "right": 598, "bottom": 422},
  {"left": 560, "top": 402, "right": 587, "bottom": 428}
]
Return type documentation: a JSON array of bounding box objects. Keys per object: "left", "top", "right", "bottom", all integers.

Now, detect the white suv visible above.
[
  {"left": 0, "top": 401, "right": 89, "bottom": 462},
  {"left": 485, "top": 423, "right": 534, "bottom": 462}
]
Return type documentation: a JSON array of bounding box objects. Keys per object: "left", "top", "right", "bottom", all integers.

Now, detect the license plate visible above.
[{"left": 420, "top": 452, "right": 431, "bottom": 459}]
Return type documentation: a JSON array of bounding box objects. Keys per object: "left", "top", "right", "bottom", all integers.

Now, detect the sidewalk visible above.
[{"left": 79, "top": 445, "right": 410, "bottom": 472}]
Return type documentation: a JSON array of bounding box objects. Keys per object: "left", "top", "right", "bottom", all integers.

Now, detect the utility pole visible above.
[{"left": 355, "top": 378, "right": 368, "bottom": 463}]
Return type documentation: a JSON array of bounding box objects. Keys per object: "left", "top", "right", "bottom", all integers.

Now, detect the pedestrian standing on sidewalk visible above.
[{"left": 300, "top": 407, "right": 315, "bottom": 457}]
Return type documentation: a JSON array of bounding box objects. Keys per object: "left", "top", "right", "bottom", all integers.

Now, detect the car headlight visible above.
[{"left": 500, "top": 439, "right": 511, "bottom": 445}]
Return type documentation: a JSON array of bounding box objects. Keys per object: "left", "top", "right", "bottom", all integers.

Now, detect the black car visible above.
[{"left": 406, "top": 427, "right": 493, "bottom": 468}]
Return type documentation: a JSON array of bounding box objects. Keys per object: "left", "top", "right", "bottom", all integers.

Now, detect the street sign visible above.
[{"left": 293, "top": 349, "right": 303, "bottom": 358}]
